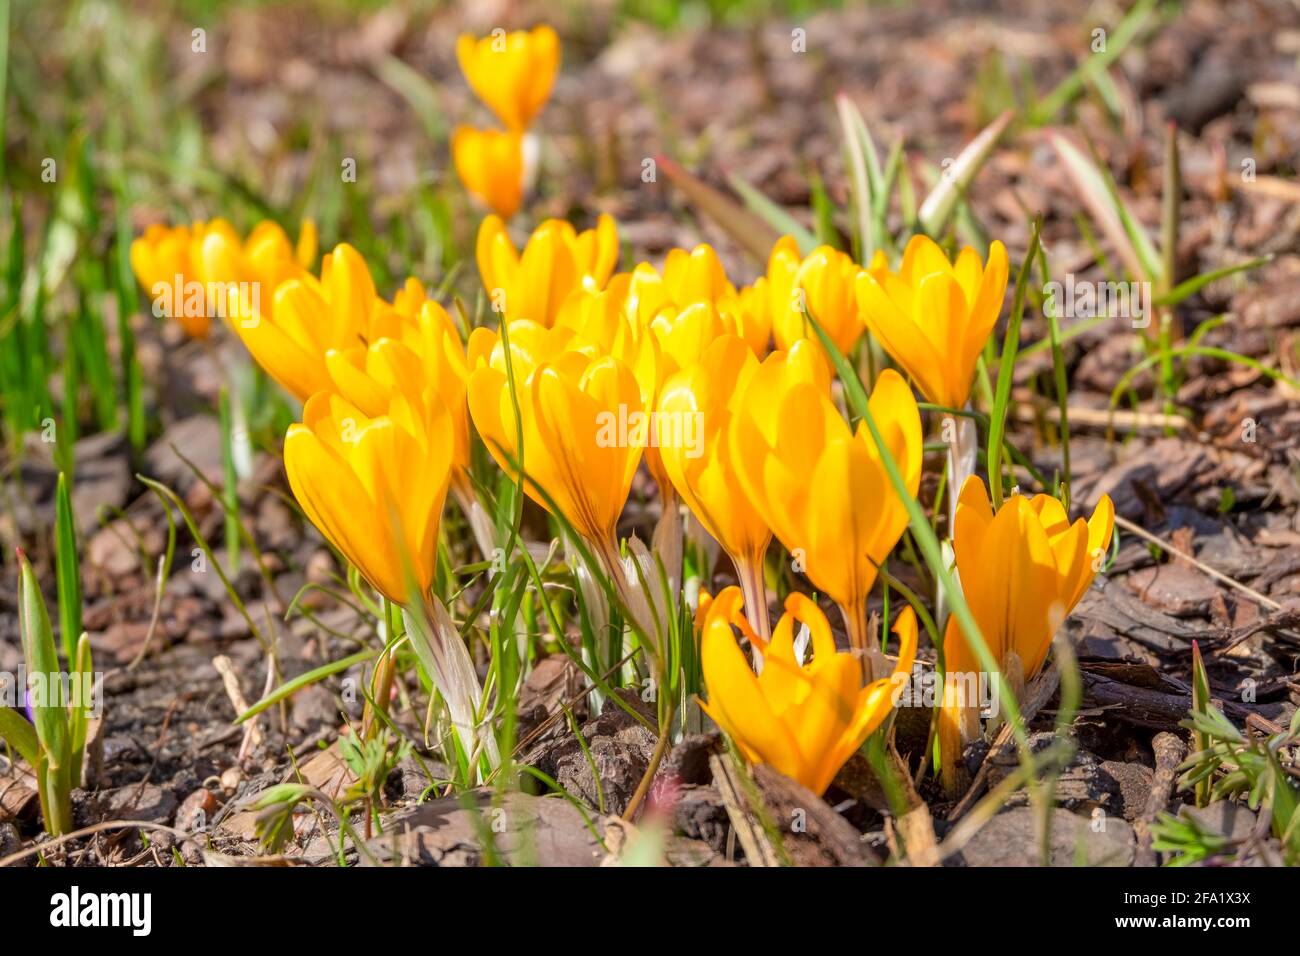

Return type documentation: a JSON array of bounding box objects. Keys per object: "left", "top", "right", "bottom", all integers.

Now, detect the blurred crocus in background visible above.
[
  {"left": 453, "top": 25, "right": 559, "bottom": 219},
  {"left": 130, "top": 218, "right": 316, "bottom": 339},
  {"left": 456, "top": 25, "right": 560, "bottom": 132},
  {"left": 452, "top": 127, "right": 527, "bottom": 220}
]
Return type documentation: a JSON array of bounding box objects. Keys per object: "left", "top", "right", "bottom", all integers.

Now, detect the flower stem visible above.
[
  {"left": 622, "top": 700, "right": 677, "bottom": 822},
  {"left": 735, "top": 553, "right": 770, "bottom": 668},
  {"left": 452, "top": 480, "right": 498, "bottom": 564},
  {"left": 842, "top": 599, "right": 879, "bottom": 682},
  {"left": 947, "top": 409, "right": 978, "bottom": 535},
  {"left": 651, "top": 486, "right": 683, "bottom": 598},
  {"left": 595, "top": 534, "right": 655, "bottom": 646}
]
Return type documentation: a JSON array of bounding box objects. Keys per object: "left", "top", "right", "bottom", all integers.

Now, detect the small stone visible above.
[
  {"left": 144, "top": 416, "right": 223, "bottom": 492},
  {"left": 93, "top": 783, "right": 179, "bottom": 825},
  {"left": 291, "top": 683, "right": 339, "bottom": 734},
  {"left": 1178, "top": 801, "right": 1258, "bottom": 841},
  {"left": 220, "top": 767, "right": 243, "bottom": 794},
  {"left": 661, "top": 732, "right": 720, "bottom": 786},
  {"left": 305, "top": 549, "right": 337, "bottom": 587},
  {"left": 177, "top": 788, "right": 220, "bottom": 834},
  {"left": 0, "top": 822, "right": 21, "bottom": 859},
  {"left": 87, "top": 520, "right": 144, "bottom": 578},
  {"left": 958, "top": 806, "right": 1136, "bottom": 867}
]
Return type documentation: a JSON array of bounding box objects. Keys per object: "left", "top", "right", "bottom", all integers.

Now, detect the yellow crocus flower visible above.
[
  {"left": 240, "top": 219, "right": 317, "bottom": 283},
  {"left": 131, "top": 218, "right": 316, "bottom": 339},
  {"left": 284, "top": 388, "right": 454, "bottom": 605},
  {"left": 856, "top": 234, "right": 1009, "bottom": 410},
  {"left": 658, "top": 335, "right": 772, "bottom": 634},
  {"left": 130, "top": 221, "right": 211, "bottom": 339},
  {"left": 699, "top": 586, "right": 918, "bottom": 795},
  {"left": 390, "top": 277, "right": 428, "bottom": 319},
  {"left": 938, "top": 476, "right": 1114, "bottom": 789},
  {"left": 453, "top": 126, "right": 526, "bottom": 220},
  {"left": 456, "top": 25, "right": 560, "bottom": 132},
  {"left": 325, "top": 301, "right": 472, "bottom": 491},
  {"left": 131, "top": 218, "right": 306, "bottom": 338},
  {"left": 476, "top": 214, "right": 619, "bottom": 326},
  {"left": 646, "top": 299, "right": 734, "bottom": 381},
  {"left": 233, "top": 243, "right": 383, "bottom": 403},
  {"left": 192, "top": 219, "right": 315, "bottom": 324},
  {"left": 767, "top": 237, "right": 867, "bottom": 356},
  {"left": 730, "top": 352, "right": 920, "bottom": 667},
  {"left": 718, "top": 279, "right": 773, "bottom": 356},
  {"left": 625, "top": 244, "right": 735, "bottom": 325},
  {"left": 466, "top": 320, "right": 644, "bottom": 558}
]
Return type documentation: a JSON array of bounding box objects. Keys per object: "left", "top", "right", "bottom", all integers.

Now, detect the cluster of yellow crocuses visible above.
[
  {"left": 132, "top": 203, "right": 1113, "bottom": 800},
  {"left": 452, "top": 25, "right": 560, "bottom": 219},
  {"left": 128, "top": 218, "right": 317, "bottom": 340}
]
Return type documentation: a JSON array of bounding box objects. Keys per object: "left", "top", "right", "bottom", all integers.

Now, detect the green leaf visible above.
[
  {"left": 1191, "top": 640, "right": 1211, "bottom": 808},
  {"left": 727, "top": 174, "right": 817, "bottom": 254},
  {"left": 69, "top": 632, "right": 92, "bottom": 789},
  {"left": 17, "top": 550, "right": 68, "bottom": 770},
  {"left": 374, "top": 54, "right": 446, "bottom": 141},
  {"left": 809, "top": 172, "right": 840, "bottom": 251},
  {"left": 0, "top": 0, "right": 9, "bottom": 185},
  {"left": 1050, "top": 132, "right": 1161, "bottom": 284},
  {"left": 219, "top": 387, "right": 240, "bottom": 575},
  {"left": 836, "top": 93, "right": 878, "bottom": 260},
  {"left": 657, "top": 154, "right": 779, "bottom": 263},
  {"left": 803, "top": 308, "right": 1032, "bottom": 769},
  {"left": 918, "top": 109, "right": 1013, "bottom": 238},
  {"left": 0, "top": 703, "right": 38, "bottom": 766},
  {"left": 54, "top": 472, "right": 82, "bottom": 665},
  {"left": 1106, "top": 345, "right": 1300, "bottom": 441}
]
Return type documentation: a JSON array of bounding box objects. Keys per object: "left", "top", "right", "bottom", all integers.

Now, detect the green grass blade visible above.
[
  {"left": 1050, "top": 132, "right": 1158, "bottom": 284},
  {"left": 0, "top": 0, "right": 8, "bottom": 184},
  {"left": 727, "top": 173, "right": 817, "bottom": 254},
  {"left": 987, "top": 218, "right": 1041, "bottom": 509},
  {"left": 68, "top": 631, "right": 92, "bottom": 789},
  {"left": 1031, "top": 0, "right": 1157, "bottom": 124},
  {"left": 237, "top": 648, "right": 378, "bottom": 724},
  {"left": 1106, "top": 345, "right": 1300, "bottom": 440},
  {"left": 1154, "top": 256, "right": 1272, "bottom": 308},
  {"left": 809, "top": 172, "right": 840, "bottom": 251},
  {"left": 1038, "top": 244, "right": 1071, "bottom": 493},
  {"left": 374, "top": 54, "right": 446, "bottom": 140},
  {"left": 836, "top": 92, "right": 876, "bottom": 260},
  {"left": 113, "top": 189, "right": 146, "bottom": 451},
  {"left": 219, "top": 387, "right": 240, "bottom": 575},
  {"left": 918, "top": 109, "right": 1013, "bottom": 238},
  {"left": 1190, "top": 641, "right": 1211, "bottom": 808},
  {"left": 656, "top": 154, "right": 779, "bottom": 263}
]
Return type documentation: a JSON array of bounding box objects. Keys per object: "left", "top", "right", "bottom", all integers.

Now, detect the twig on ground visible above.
[{"left": 1134, "top": 731, "right": 1186, "bottom": 866}]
